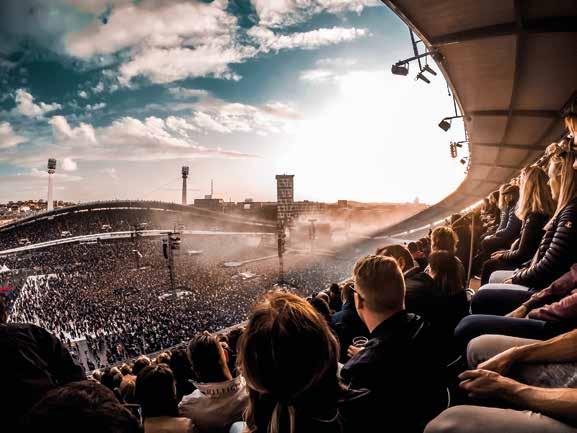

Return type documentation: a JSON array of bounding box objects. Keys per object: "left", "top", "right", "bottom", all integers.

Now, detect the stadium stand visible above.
[{"left": 2, "top": 1, "right": 577, "bottom": 433}]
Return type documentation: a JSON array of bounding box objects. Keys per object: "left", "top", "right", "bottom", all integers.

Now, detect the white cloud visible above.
[
  {"left": 78, "top": 90, "right": 89, "bottom": 99},
  {"left": 299, "top": 69, "right": 336, "bottom": 82},
  {"left": 93, "top": 81, "right": 105, "bottom": 93},
  {"left": 65, "top": 0, "right": 234, "bottom": 58},
  {"left": 192, "top": 112, "right": 231, "bottom": 134},
  {"left": 15, "top": 89, "right": 62, "bottom": 118},
  {"left": 86, "top": 102, "right": 106, "bottom": 111},
  {"left": 118, "top": 44, "right": 249, "bottom": 85},
  {"left": 49, "top": 115, "right": 97, "bottom": 144},
  {"left": 0, "top": 122, "right": 27, "bottom": 149},
  {"left": 316, "top": 57, "right": 358, "bottom": 67},
  {"left": 190, "top": 100, "right": 300, "bottom": 135},
  {"left": 61, "top": 157, "right": 78, "bottom": 172},
  {"left": 168, "top": 87, "right": 209, "bottom": 99},
  {"left": 65, "top": 0, "right": 250, "bottom": 85},
  {"left": 43, "top": 115, "right": 257, "bottom": 162},
  {"left": 252, "top": 0, "right": 380, "bottom": 28},
  {"left": 248, "top": 26, "right": 369, "bottom": 52},
  {"left": 27, "top": 167, "right": 82, "bottom": 182}
]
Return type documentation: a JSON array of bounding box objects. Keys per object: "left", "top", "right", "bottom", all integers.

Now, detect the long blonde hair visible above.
[
  {"left": 515, "top": 165, "right": 556, "bottom": 221},
  {"left": 239, "top": 291, "right": 340, "bottom": 433},
  {"left": 548, "top": 141, "right": 577, "bottom": 216}
]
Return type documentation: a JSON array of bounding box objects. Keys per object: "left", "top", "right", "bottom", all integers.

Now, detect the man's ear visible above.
[
  {"left": 356, "top": 295, "right": 365, "bottom": 311},
  {"left": 398, "top": 257, "right": 406, "bottom": 271}
]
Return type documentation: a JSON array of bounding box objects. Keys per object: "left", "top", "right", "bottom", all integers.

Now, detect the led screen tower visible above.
[
  {"left": 47, "top": 158, "right": 57, "bottom": 211},
  {"left": 181, "top": 166, "right": 189, "bottom": 205},
  {"left": 275, "top": 174, "right": 294, "bottom": 225},
  {"left": 275, "top": 174, "right": 294, "bottom": 282}
]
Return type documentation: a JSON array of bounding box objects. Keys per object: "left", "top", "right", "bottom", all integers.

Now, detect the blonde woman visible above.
[
  {"left": 480, "top": 165, "right": 556, "bottom": 284},
  {"left": 472, "top": 136, "right": 577, "bottom": 316}
]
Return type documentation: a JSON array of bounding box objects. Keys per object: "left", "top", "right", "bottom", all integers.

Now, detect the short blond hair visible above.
[{"left": 353, "top": 255, "right": 405, "bottom": 313}]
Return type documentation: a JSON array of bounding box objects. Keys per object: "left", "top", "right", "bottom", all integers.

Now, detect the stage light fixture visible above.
[
  {"left": 438, "top": 118, "right": 451, "bottom": 131},
  {"left": 460, "top": 158, "right": 467, "bottom": 165},
  {"left": 391, "top": 63, "right": 409, "bottom": 76},
  {"left": 422, "top": 64, "right": 437, "bottom": 76},
  {"left": 416, "top": 71, "right": 431, "bottom": 84}
]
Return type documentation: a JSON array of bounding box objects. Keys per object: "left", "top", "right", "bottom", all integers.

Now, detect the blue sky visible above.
[{"left": 0, "top": 0, "right": 466, "bottom": 204}]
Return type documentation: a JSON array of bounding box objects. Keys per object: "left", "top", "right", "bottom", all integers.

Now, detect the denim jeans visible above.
[
  {"left": 471, "top": 287, "right": 533, "bottom": 315},
  {"left": 454, "top": 314, "right": 555, "bottom": 350}
]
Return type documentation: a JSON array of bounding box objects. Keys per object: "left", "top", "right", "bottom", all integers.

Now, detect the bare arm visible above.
[
  {"left": 460, "top": 370, "right": 577, "bottom": 423},
  {"left": 506, "top": 383, "right": 577, "bottom": 424},
  {"left": 513, "top": 328, "right": 577, "bottom": 364},
  {"left": 479, "top": 328, "right": 577, "bottom": 375}
]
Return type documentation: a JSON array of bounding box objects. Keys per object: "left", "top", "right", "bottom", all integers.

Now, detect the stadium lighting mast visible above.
[
  {"left": 181, "top": 166, "right": 189, "bottom": 205},
  {"left": 47, "top": 158, "right": 57, "bottom": 211}
]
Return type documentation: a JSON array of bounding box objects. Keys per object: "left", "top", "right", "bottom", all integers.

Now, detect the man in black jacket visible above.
[
  {"left": 340, "top": 255, "right": 446, "bottom": 433},
  {"left": 0, "top": 297, "right": 85, "bottom": 429}
]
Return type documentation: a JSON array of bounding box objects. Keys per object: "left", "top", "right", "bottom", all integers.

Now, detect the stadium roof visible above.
[{"left": 378, "top": 0, "right": 577, "bottom": 236}]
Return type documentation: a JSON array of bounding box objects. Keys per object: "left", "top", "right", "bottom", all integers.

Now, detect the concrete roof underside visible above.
[{"left": 377, "top": 0, "right": 577, "bottom": 237}]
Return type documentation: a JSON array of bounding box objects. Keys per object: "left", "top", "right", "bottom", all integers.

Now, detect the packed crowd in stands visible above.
[
  {"left": 0, "top": 205, "right": 270, "bottom": 250},
  {"left": 1, "top": 105, "right": 577, "bottom": 432}
]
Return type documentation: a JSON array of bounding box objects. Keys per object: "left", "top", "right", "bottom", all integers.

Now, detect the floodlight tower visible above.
[
  {"left": 47, "top": 158, "right": 57, "bottom": 211},
  {"left": 181, "top": 166, "right": 189, "bottom": 205}
]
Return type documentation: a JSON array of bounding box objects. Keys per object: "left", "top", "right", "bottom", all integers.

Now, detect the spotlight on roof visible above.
[
  {"left": 460, "top": 158, "right": 468, "bottom": 165},
  {"left": 391, "top": 63, "right": 409, "bottom": 76},
  {"left": 416, "top": 71, "right": 431, "bottom": 84},
  {"left": 438, "top": 118, "right": 452, "bottom": 131},
  {"left": 422, "top": 64, "right": 437, "bottom": 76}
]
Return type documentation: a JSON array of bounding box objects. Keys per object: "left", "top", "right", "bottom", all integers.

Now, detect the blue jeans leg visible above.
[
  {"left": 471, "top": 288, "right": 533, "bottom": 315},
  {"left": 454, "top": 315, "right": 551, "bottom": 350}
]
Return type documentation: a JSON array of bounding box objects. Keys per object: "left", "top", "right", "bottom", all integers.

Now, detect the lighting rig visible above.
[{"left": 391, "top": 30, "right": 443, "bottom": 84}]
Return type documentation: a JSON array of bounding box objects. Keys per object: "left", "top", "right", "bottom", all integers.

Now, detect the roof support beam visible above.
[
  {"left": 469, "top": 110, "right": 559, "bottom": 118},
  {"left": 430, "top": 16, "right": 577, "bottom": 47},
  {"left": 473, "top": 142, "right": 542, "bottom": 151},
  {"left": 474, "top": 162, "right": 520, "bottom": 170}
]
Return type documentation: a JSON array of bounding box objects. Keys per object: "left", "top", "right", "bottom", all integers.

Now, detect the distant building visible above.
[{"left": 194, "top": 195, "right": 224, "bottom": 211}]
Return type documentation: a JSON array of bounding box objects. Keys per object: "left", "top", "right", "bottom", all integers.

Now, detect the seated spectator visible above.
[
  {"left": 222, "top": 327, "right": 243, "bottom": 377},
  {"left": 472, "top": 138, "right": 577, "bottom": 315},
  {"left": 169, "top": 348, "right": 194, "bottom": 403},
  {"left": 472, "top": 184, "right": 522, "bottom": 275},
  {"left": 101, "top": 366, "right": 123, "bottom": 392},
  {"left": 22, "top": 381, "right": 141, "bottom": 433},
  {"left": 450, "top": 214, "right": 474, "bottom": 272},
  {"left": 136, "top": 364, "right": 193, "bottom": 433},
  {"left": 430, "top": 226, "right": 467, "bottom": 287},
  {"left": 133, "top": 356, "right": 152, "bottom": 376},
  {"left": 340, "top": 255, "right": 446, "bottom": 433},
  {"left": 309, "top": 292, "right": 332, "bottom": 323},
  {"left": 328, "top": 283, "right": 343, "bottom": 312},
  {"left": 239, "top": 290, "right": 370, "bottom": 433},
  {"left": 426, "top": 327, "right": 577, "bottom": 433},
  {"left": 481, "top": 191, "right": 501, "bottom": 236},
  {"left": 407, "top": 241, "right": 428, "bottom": 270},
  {"left": 376, "top": 244, "right": 435, "bottom": 309},
  {"left": 455, "top": 263, "right": 577, "bottom": 350},
  {"left": 480, "top": 165, "right": 555, "bottom": 285},
  {"left": 0, "top": 296, "right": 85, "bottom": 430},
  {"left": 428, "top": 250, "right": 467, "bottom": 296},
  {"left": 155, "top": 352, "right": 171, "bottom": 365},
  {"left": 330, "top": 280, "right": 369, "bottom": 363},
  {"left": 179, "top": 331, "right": 248, "bottom": 433}
]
